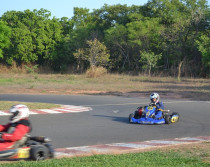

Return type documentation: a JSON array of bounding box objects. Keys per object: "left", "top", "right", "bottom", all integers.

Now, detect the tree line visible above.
[{"left": 0, "top": 0, "right": 209, "bottom": 77}]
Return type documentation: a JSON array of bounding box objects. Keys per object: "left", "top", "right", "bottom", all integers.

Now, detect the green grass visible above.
[
  {"left": 0, "top": 101, "right": 60, "bottom": 110},
  {"left": 0, "top": 151, "right": 209, "bottom": 167}
]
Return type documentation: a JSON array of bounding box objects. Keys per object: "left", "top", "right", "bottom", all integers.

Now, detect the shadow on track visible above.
[{"left": 93, "top": 114, "right": 129, "bottom": 124}]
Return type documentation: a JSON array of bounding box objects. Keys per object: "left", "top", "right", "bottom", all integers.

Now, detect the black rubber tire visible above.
[
  {"left": 44, "top": 143, "right": 55, "bottom": 159},
  {"left": 30, "top": 145, "right": 48, "bottom": 161},
  {"left": 165, "top": 115, "right": 171, "bottom": 124}
]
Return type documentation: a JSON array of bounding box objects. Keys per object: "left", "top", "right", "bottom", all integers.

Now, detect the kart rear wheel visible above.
[
  {"left": 30, "top": 145, "right": 48, "bottom": 161},
  {"left": 165, "top": 115, "right": 171, "bottom": 124},
  {"left": 129, "top": 113, "right": 134, "bottom": 123},
  {"left": 134, "top": 110, "right": 139, "bottom": 119}
]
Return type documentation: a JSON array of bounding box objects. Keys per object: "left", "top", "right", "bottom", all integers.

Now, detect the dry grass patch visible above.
[{"left": 0, "top": 73, "right": 209, "bottom": 100}]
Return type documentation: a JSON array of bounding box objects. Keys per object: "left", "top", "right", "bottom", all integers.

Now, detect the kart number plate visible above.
[
  {"left": 147, "top": 106, "right": 153, "bottom": 110},
  {"left": 171, "top": 115, "right": 179, "bottom": 123},
  {"left": 18, "top": 148, "right": 30, "bottom": 158}
]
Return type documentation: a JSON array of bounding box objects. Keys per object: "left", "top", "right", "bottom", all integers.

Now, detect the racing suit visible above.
[
  {"left": 0, "top": 119, "right": 31, "bottom": 150},
  {"left": 151, "top": 101, "right": 164, "bottom": 119}
]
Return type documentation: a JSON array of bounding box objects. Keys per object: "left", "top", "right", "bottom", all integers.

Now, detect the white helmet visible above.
[
  {"left": 9, "top": 104, "right": 30, "bottom": 123},
  {"left": 150, "top": 93, "right": 160, "bottom": 103}
]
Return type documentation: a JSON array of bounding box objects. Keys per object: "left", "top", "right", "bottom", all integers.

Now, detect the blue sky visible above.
[{"left": 0, "top": 0, "right": 149, "bottom": 19}]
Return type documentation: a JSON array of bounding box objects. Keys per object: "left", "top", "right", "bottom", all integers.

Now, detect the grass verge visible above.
[
  {"left": 0, "top": 101, "right": 60, "bottom": 111},
  {"left": 0, "top": 142, "right": 210, "bottom": 167}
]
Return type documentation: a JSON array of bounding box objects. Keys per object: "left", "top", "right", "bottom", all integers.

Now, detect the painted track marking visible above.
[
  {"left": 55, "top": 136, "right": 210, "bottom": 158},
  {"left": 0, "top": 105, "right": 92, "bottom": 116}
]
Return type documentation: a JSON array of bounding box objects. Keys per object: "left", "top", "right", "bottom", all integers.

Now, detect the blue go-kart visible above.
[{"left": 129, "top": 104, "right": 179, "bottom": 124}]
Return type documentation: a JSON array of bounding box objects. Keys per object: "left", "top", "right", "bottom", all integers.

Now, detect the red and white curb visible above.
[
  {"left": 55, "top": 136, "right": 210, "bottom": 158},
  {"left": 0, "top": 105, "right": 92, "bottom": 116}
]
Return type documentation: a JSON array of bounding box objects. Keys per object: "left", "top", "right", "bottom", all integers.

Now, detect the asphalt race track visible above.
[{"left": 0, "top": 94, "right": 210, "bottom": 148}]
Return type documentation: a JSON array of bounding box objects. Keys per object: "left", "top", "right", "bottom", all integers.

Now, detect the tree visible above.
[
  {"left": 196, "top": 33, "right": 210, "bottom": 67},
  {"left": 105, "top": 24, "right": 130, "bottom": 71},
  {"left": 0, "top": 1, "right": 209, "bottom": 76},
  {"left": 144, "top": 0, "right": 209, "bottom": 77},
  {"left": 139, "top": 51, "right": 162, "bottom": 76},
  {"left": 126, "top": 13, "right": 163, "bottom": 73},
  {"left": 1, "top": 9, "right": 63, "bottom": 66},
  {"left": 57, "top": 7, "right": 95, "bottom": 72},
  {"left": 0, "top": 21, "right": 11, "bottom": 59},
  {"left": 87, "top": 39, "right": 110, "bottom": 67},
  {"left": 13, "top": 23, "right": 36, "bottom": 64},
  {"left": 196, "top": 32, "right": 210, "bottom": 76},
  {"left": 93, "top": 4, "right": 131, "bottom": 28},
  {"left": 74, "top": 38, "right": 110, "bottom": 68}
]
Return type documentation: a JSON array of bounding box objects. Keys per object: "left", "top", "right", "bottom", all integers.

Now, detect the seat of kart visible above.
[{"left": 11, "top": 134, "right": 30, "bottom": 148}]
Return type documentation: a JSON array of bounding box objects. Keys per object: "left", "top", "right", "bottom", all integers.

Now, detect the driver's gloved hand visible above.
[
  {"left": 150, "top": 103, "right": 156, "bottom": 107},
  {"left": 150, "top": 113, "right": 155, "bottom": 118}
]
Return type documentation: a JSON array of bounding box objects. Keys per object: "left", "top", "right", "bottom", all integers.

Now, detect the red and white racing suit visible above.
[{"left": 0, "top": 119, "right": 31, "bottom": 150}]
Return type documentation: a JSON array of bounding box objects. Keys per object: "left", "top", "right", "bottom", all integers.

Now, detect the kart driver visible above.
[
  {"left": 0, "top": 104, "right": 31, "bottom": 150},
  {"left": 150, "top": 93, "right": 164, "bottom": 119}
]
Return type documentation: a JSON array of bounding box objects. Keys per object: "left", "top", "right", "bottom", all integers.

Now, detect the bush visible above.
[{"left": 86, "top": 66, "right": 107, "bottom": 78}]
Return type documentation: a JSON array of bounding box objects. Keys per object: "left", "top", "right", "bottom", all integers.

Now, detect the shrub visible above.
[{"left": 86, "top": 66, "right": 107, "bottom": 78}]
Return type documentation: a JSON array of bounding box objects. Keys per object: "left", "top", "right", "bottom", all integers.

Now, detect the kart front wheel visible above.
[
  {"left": 129, "top": 113, "right": 134, "bottom": 123},
  {"left": 30, "top": 145, "right": 48, "bottom": 161},
  {"left": 171, "top": 112, "right": 179, "bottom": 123}
]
